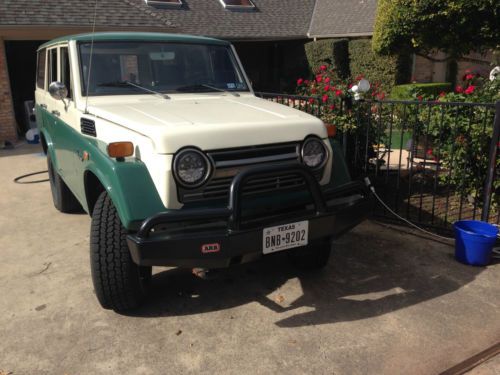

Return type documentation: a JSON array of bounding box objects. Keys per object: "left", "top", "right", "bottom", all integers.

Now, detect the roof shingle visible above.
[
  {"left": 137, "top": 0, "right": 316, "bottom": 40},
  {"left": 308, "top": 0, "right": 377, "bottom": 38},
  {"left": 0, "top": 0, "right": 175, "bottom": 29},
  {"left": 0, "top": 0, "right": 377, "bottom": 40}
]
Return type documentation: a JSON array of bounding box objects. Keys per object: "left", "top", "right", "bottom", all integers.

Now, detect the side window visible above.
[
  {"left": 48, "top": 48, "right": 58, "bottom": 86},
  {"left": 60, "top": 47, "right": 72, "bottom": 99},
  {"left": 36, "top": 49, "right": 46, "bottom": 89}
]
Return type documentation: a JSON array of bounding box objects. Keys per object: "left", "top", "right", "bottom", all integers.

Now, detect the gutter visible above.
[{"left": 307, "top": 32, "right": 374, "bottom": 39}]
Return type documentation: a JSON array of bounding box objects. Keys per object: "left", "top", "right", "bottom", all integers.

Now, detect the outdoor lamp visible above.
[{"left": 351, "top": 78, "right": 371, "bottom": 101}]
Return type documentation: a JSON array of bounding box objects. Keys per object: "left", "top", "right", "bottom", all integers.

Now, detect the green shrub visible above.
[
  {"left": 390, "top": 83, "right": 452, "bottom": 100},
  {"left": 349, "top": 39, "right": 408, "bottom": 92},
  {"left": 304, "top": 39, "right": 334, "bottom": 70},
  {"left": 304, "top": 38, "right": 410, "bottom": 90}
]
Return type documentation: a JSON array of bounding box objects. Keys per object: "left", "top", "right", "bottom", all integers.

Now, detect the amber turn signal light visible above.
[
  {"left": 107, "top": 142, "right": 134, "bottom": 159},
  {"left": 325, "top": 124, "right": 336, "bottom": 138}
]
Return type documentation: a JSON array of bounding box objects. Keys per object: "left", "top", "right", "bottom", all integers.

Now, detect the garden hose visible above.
[{"left": 13, "top": 170, "right": 49, "bottom": 184}]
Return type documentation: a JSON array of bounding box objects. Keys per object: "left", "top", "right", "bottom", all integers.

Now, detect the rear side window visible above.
[
  {"left": 60, "top": 47, "right": 72, "bottom": 99},
  {"left": 48, "top": 48, "right": 58, "bottom": 85},
  {"left": 36, "top": 49, "right": 46, "bottom": 89}
]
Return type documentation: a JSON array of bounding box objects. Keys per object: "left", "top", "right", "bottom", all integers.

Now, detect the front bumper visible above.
[{"left": 126, "top": 164, "right": 370, "bottom": 268}]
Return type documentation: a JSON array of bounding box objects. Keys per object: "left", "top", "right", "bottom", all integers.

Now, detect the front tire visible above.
[
  {"left": 90, "top": 191, "right": 151, "bottom": 312},
  {"left": 47, "top": 153, "right": 82, "bottom": 213},
  {"left": 288, "top": 238, "right": 332, "bottom": 270}
]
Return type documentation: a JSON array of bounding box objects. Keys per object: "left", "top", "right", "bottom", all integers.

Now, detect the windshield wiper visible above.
[
  {"left": 176, "top": 84, "right": 240, "bottom": 97},
  {"left": 98, "top": 81, "right": 170, "bottom": 99}
]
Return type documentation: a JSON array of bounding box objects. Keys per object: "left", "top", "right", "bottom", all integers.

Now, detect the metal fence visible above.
[{"left": 256, "top": 92, "right": 500, "bottom": 233}]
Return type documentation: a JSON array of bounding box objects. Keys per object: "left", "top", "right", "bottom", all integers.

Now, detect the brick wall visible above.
[
  {"left": 0, "top": 38, "right": 17, "bottom": 143},
  {"left": 412, "top": 55, "right": 434, "bottom": 82}
]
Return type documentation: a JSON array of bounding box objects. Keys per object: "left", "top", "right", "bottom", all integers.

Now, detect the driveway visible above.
[{"left": 1, "top": 143, "right": 499, "bottom": 374}]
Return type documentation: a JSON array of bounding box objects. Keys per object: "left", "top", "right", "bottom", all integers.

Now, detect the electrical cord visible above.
[
  {"left": 364, "top": 177, "right": 455, "bottom": 242},
  {"left": 14, "top": 170, "right": 49, "bottom": 184},
  {"left": 365, "top": 177, "right": 500, "bottom": 257}
]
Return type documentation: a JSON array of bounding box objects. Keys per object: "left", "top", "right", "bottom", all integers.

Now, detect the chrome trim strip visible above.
[{"left": 215, "top": 152, "right": 299, "bottom": 168}]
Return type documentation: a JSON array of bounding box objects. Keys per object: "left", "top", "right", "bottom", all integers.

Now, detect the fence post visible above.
[{"left": 481, "top": 101, "right": 500, "bottom": 222}]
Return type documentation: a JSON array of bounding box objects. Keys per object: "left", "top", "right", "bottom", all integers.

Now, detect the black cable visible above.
[{"left": 13, "top": 170, "right": 49, "bottom": 184}]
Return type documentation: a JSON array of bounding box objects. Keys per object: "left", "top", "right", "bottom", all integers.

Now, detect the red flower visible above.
[
  {"left": 304, "top": 80, "right": 309, "bottom": 85},
  {"left": 324, "top": 85, "right": 330, "bottom": 91},
  {"left": 464, "top": 85, "right": 476, "bottom": 95},
  {"left": 417, "top": 95, "right": 423, "bottom": 101},
  {"left": 439, "top": 91, "right": 446, "bottom": 97},
  {"left": 426, "top": 148, "right": 433, "bottom": 156},
  {"left": 377, "top": 92, "right": 386, "bottom": 100},
  {"left": 297, "top": 78, "right": 304, "bottom": 86},
  {"left": 308, "top": 98, "right": 315, "bottom": 104},
  {"left": 322, "top": 94, "right": 329, "bottom": 103},
  {"left": 320, "top": 65, "right": 327, "bottom": 71},
  {"left": 324, "top": 77, "right": 330, "bottom": 84},
  {"left": 348, "top": 83, "right": 354, "bottom": 89},
  {"left": 331, "top": 86, "right": 337, "bottom": 92},
  {"left": 456, "top": 85, "right": 464, "bottom": 93},
  {"left": 311, "top": 88, "right": 317, "bottom": 94},
  {"left": 316, "top": 75, "right": 323, "bottom": 83},
  {"left": 465, "top": 73, "right": 475, "bottom": 81},
  {"left": 329, "top": 104, "right": 335, "bottom": 111},
  {"left": 335, "top": 89, "right": 342, "bottom": 97}
]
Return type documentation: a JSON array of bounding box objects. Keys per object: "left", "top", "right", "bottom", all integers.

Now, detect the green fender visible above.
[
  {"left": 83, "top": 145, "right": 166, "bottom": 230},
  {"left": 327, "top": 138, "right": 352, "bottom": 188}
]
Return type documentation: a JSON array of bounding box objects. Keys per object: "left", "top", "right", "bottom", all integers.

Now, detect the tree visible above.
[{"left": 372, "top": 0, "right": 499, "bottom": 59}]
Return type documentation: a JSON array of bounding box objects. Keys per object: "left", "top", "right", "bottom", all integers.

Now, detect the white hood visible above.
[{"left": 87, "top": 94, "right": 327, "bottom": 154}]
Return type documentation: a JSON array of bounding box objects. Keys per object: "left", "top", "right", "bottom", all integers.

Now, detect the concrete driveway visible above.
[{"left": 1, "top": 143, "right": 499, "bottom": 375}]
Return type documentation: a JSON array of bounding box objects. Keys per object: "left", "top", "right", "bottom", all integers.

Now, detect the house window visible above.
[
  {"left": 144, "top": 0, "right": 182, "bottom": 8},
  {"left": 219, "top": 0, "right": 256, "bottom": 9}
]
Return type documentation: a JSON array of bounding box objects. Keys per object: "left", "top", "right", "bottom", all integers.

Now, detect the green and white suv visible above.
[{"left": 35, "top": 32, "right": 369, "bottom": 312}]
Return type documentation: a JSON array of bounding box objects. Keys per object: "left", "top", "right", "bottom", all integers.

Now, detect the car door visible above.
[{"left": 45, "top": 45, "right": 85, "bottom": 202}]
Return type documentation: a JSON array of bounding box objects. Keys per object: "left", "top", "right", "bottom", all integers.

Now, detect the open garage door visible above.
[{"left": 4, "top": 41, "right": 47, "bottom": 134}]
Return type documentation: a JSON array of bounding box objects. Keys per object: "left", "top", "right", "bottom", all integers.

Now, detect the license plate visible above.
[{"left": 262, "top": 220, "right": 308, "bottom": 254}]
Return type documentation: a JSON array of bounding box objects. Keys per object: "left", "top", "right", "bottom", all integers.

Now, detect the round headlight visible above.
[
  {"left": 301, "top": 138, "right": 328, "bottom": 169},
  {"left": 173, "top": 148, "right": 211, "bottom": 188}
]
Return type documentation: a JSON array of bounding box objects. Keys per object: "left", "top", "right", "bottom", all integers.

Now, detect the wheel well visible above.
[
  {"left": 40, "top": 133, "right": 48, "bottom": 155},
  {"left": 84, "top": 171, "right": 105, "bottom": 216}
]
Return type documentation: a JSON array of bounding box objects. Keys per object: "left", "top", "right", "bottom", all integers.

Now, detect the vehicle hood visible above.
[{"left": 87, "top": 94, "right": 326, "bottom": 153}]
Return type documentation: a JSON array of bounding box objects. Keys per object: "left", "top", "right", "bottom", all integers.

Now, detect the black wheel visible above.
[
  {"left": 90, "top": 191, "right": 151, "bottom": 312},
  {"left": 47, "top": 153, "right": 82, "bottom": 213},
  {"left": 288, "top": 238, "right": 332, "bottom": 270}
]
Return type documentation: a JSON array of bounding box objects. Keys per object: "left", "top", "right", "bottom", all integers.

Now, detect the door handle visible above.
[
  {"left": 40, "top": 104, "right": 47, "bottom": 109},
  {"left": 51, "top": 110, "right": 60, "bottom": 117}
]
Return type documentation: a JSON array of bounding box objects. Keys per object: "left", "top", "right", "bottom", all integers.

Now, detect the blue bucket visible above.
[{"left": 453, "top": 220, "right": 498, "bottom": 266}]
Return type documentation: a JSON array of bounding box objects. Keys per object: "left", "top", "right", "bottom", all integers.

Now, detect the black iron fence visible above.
[{"left": 256, "top": 92, "right": 500, "bottom": 233}]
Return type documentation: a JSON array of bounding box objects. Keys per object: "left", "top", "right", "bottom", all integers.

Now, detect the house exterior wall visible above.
[
  {"left": 412, "top": 54, "right": 434, "bottom": 82},
  {"left": 456, "top": 50, "right": 493, "bottom": 81},
  {"left": 413, "top": 50, "right": 494, "bottom": 84},
  {"left": 0, "top": 38, "right": 17, "bottom": 143}
]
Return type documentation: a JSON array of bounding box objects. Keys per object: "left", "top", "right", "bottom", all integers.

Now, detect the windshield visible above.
[{"left": 79, "top": 42, "right": 250, "bottom": 96}]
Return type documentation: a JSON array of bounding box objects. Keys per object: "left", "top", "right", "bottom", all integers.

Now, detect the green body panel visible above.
[
  {"left": 36, "top": 104, "right": 166, "bottom": 229},
  {"left": 38, "top": 32, "right": 229, "bottom": 51},
  {"left": 327, "top": 139, "right": 352, "bottom": 188}
]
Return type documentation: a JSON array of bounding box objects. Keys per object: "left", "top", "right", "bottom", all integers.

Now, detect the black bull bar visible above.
[{"left": 126, "top": 163, "right": 371, "bottom": 268}]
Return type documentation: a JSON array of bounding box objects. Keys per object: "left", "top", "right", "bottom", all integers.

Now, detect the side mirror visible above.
[{"left": 49, "top": 81, "right": 68, "bottom": 101}]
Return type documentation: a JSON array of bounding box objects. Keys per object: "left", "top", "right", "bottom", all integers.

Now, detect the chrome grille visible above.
[{"left": 178, "top": 142, "right": 323, "bottom": 203}]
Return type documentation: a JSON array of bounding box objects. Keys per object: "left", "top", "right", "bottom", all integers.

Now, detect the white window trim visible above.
[{"left": 218, "top": 0, "right": 256, "bottom": 10}]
